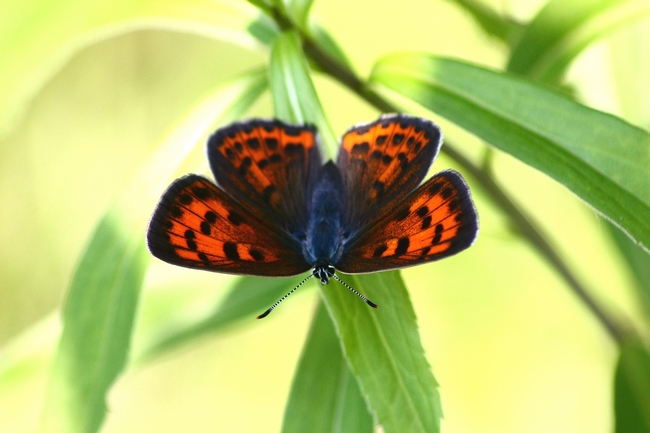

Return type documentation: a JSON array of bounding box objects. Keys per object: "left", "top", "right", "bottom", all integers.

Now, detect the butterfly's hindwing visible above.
[
  {"left": 336, "top": 170, "right": 478, "bottom": 273},
  {"left": 147, "top": 175, "right": 310, "bottom": 276}
]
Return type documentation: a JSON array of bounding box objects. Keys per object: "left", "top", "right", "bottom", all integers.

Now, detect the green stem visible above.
[{"left": 269, "top": 7, "right": 630, "bottom": 345}]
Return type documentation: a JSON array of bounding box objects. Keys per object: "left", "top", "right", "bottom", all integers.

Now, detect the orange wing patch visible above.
[
  {"left": 210, "top": 121, "right": 316, "bottom": 212},
  {"left": 147, "top": 175, "right": 310, "bottom": 276},
  {"left": 336, "top": 170, "right": 478, "bottom": 273},
  {"left": 340, "top": 116, "right": 439, "bottom": 201}
]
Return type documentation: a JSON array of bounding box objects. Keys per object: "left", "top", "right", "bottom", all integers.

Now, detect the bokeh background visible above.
[{"left": 1, "top": 0, "right": 649, "bottom": 432}]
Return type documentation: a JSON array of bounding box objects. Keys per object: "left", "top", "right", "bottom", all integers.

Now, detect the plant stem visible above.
[{"left": 269, "top": 8, "right": 630, "bottom": 345}]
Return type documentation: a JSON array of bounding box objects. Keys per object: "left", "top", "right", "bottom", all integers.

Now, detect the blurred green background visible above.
[{"left": 1, "top": 0, "right": 649, "bottom": 432}]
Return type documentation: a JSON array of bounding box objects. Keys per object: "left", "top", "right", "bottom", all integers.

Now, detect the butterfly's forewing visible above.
[
  {"left": 336, "top": 170, "right": 478, "bottom": 273},
  {"left": 207, "top": 120, "right": 322, "bottom": 234},
  {"left": 336, "top": 114, "right": 442, "bottom": 228},
  {"left": 147, "top": 174, "right": 310, "bottom": 276}
]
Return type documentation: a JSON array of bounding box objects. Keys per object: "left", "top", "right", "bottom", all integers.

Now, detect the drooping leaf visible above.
[
  {"left": 282, "top": 301, "right": 373, "bottom": 433},
  {"left": 324, "top": 272, "right": 443, "bottom": 433},
  {"left": 614, "top": 340, "right": 650, "bottom": 433},
  {"left": 269, "top": 33, "right": 443, "bottom": 433},
  {"left": 0, "top": 0, "right": 264, "bottom": 136},
  {"left": 139, "top": 274, "right": 304, "bottom": 362},
  {"left": 269, "top": 30, "right": 338, "bottom": 155},
  {"left": 507, "top": 0, "right": 650, "bottom": 83},
  {"left": 446, "top": 0, "right": 523, "bottom": 44},
  {"left": 371, "top": 54, "right": 650, "bottom": 252},
  {"left": 39, "top": 69, "right": 268, "bottom": 433}
]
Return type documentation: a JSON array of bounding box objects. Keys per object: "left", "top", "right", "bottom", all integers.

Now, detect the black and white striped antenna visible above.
[{"left": 257, "top": 268, "right": 379, "bottom": 319}]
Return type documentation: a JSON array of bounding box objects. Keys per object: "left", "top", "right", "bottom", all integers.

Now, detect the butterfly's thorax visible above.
[{"left": 302, "top": 162, "right": 346, "bottom": 268}]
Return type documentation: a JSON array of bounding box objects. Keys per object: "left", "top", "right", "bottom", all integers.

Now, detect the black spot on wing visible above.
[
  {"left": 373, "top": 244, "right": 388, "bottom": 258},
  {"left": 185, "top": 230, "right": 197, "bottom": 251},
  {"left": 223, "top": 242, "right": 240, "bottom": 261},
  {"left": 395, "top": 237, "right": 410, "bottom": 255}
]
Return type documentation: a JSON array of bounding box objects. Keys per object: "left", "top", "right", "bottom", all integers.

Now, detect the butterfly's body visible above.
[
  {"left": 303, "top": 161, "right": 346, "bottom": 277},
  {"left": 147, "top": 114, "right": 478, "bottom": 316}
]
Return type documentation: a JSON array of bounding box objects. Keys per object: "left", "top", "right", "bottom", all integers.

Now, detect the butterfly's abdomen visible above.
[{"left": 303, "top": 162, "right": 346, "bottom": 266}]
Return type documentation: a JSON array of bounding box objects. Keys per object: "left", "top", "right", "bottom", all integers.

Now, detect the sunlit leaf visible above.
[
  {"left": 614, "top": 340, "right": 650, "bottom": 433},
  {"left": 269, "top": 30, "right": 338, "bottom": 155},
  {"left": 287, "top": 0, "right": 316, "bottom": 30},
  {"left": 39, "top": 69, "right": 268, "bottom": 433},
  {"left": 507, "top": 0, "right": 650, "bottom": 83},
  {"left": 0, "top": 0, "right": 263, "bottom": 136},
  {"left": 282, "top": 301, "right": 373, "bottom": 433},
  {"left": 269, "top": 33, "right": 443, "bottom": 433},
  {"left": 371, "top": 54, "right": 650, "bottom": 252},
  {"left": 139, "top": 274, "right": 304, "bottom": 361},
  {"left": 325, "top": 272, "right": 443, "bottom": 433},
  {"left": 446, "top": 0, "right": 523, "bottom": 44}
]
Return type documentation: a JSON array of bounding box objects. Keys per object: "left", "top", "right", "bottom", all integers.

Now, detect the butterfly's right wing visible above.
[
  {"left": 336, "top": 170, "right": 478, "bottom": 274},
  {"left": 147, "top": 175, "right": 311, "bottom": 276}
]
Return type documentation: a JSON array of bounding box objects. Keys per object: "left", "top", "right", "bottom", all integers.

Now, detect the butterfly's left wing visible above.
[
  {"left": 147, "top": 174, "right": 311, "bottom": 276},
  {"left": 335, "top": 170, "right": 478, "bottom": 273},
  {"left": 207, "top": 119, "right": 322, "bottom": 235}
]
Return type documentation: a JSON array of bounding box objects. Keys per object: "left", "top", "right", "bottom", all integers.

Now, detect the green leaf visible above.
[
  {"left": 39, "top": 209, "right": 148, "bottom": 433},
  {"left": 269, "top": 30, "right": 338, "bottom": 156},
  {"left": 282, "top": 301, "right": 373, "bottom": 433},
  {"left": 507, "top": 0, "right": 650, "bottom": 83},
  {"left": 309, "top": 23, "right": 355, "bottom": 71},
  {"left": 323, "top": 272, "right": 443, "bottom": 433},
  {"left": 446, "top": 0, "right": 523, "bottom": 44},
  {"left": 614, "top": 340, "right": 650, "bottom": 433},
  {"left": 0, "top": 0, "right": 263, "bottom": 136},
  {"left": 39, "top": 69, "right": 268, "bottom": 433},
  {"left": 370, "top": 54, "right": 650, "bottom": 252},
  {"left": 139, "top": 275, "right": 304, "bottom": 361},
  {"left": 607, "top": 222, "right": 650, "bottom": 325},
  {"left": 269, "top": 31, "right": 442, "bottom": 433},
  {"left": 287, "top": 0, "right": 316, "bottom": 30}
]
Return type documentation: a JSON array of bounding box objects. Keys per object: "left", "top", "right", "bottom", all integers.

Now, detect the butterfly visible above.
[{"left": 147, "top": 114, "right": 478, "bottom": 318}]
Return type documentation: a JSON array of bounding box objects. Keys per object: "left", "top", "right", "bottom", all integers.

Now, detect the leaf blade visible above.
[
  {"left": 269, "top": 30, "right": 338, "bottom": 155},
  {"left": 39, "top": 69, "right": 268, "bottom": 433},
  {"left": 614, "top": 340, "right": 650, "bottom": 433},
  {"left": 269, "top": 32, "right": 443, "bottom": 433},
  {"left": 282, "top": 301, "right": 373, "bottom": 433},
  {"left": 507, "top": 0, "right": 650, "bottom": 83},
  {"left": 370, "top": 54, "right": 650, "bottom": 251},
  {"left": 323, "top": 272, "right": 443, "bottom": 433}
]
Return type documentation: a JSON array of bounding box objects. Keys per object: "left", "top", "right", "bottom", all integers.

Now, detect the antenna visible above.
[
  {"left": 332, "top": 274, "right": 379, "bottom": 309},
  {"left": 257, "top": 269, "right": 379, "bottom": 319},
  {"left": 257, "top": 274, "right": 315, "bottom": 319}
]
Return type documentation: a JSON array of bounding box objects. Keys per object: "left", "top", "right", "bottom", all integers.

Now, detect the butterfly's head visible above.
[{"left": 313, "top": 263, "right": 335, "bottom": 285}]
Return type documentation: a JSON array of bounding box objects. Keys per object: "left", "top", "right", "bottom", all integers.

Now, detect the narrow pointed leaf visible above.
[
  {"left": 269, "top": 33, "right": 443, "bottom": 433},
  {"left": 1, "top": 0, "right": 265, "bottom": 136},
  {"left": 614, "top": 340, "right": 650, "bottom": 433},
  {"left": 282, "top": 301, "right": 373, "bottom": 433},
  {"left": 269, "top": 30, "right": 338, "bottom": 155},
  {"left": 507, "top": 0, "right": 650, "bottom": 83},
  {"left": 323, "top": 272, "right": 443, "bottom": 433},
  {"left": 288, "top": 0, "right": 316, "bottom": 30},
  {"left": 39, "top": 208, "right": 148, "bottom": 433},
  {"left": 40, "top": 70, "right": 268, "bottom": 433},
  {"left": 446, "top": 0, "right": 523, "bottom": 44},
  {"left": 371, "top": 54, "right": 650, "bottom": 252},
  {"left": 140, "top": 275, "right": 304, "bottom": 361}
]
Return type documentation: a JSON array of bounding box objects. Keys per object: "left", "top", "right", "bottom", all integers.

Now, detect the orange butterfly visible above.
[{"left": 147, "top": 114, "right": 478, "bottom": 317}]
